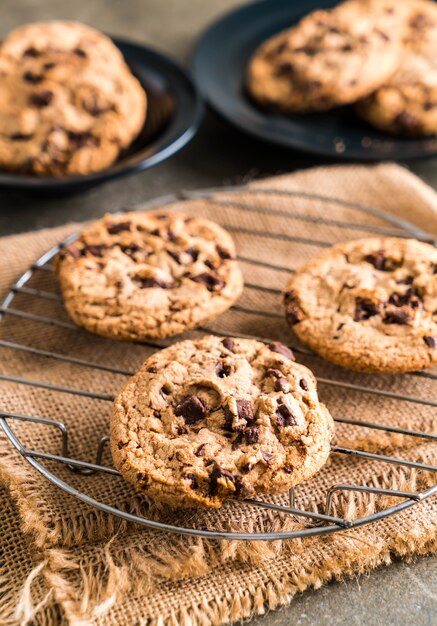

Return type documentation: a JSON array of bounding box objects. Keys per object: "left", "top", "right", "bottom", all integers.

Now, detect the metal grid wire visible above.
[{"left": 1, "top": 185, "right": 437, "bottom": 541}]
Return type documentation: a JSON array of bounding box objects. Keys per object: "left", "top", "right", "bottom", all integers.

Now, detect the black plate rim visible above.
[
  {"left": 191, "top": 0, "right": 437, "bottom": 161},
  {"left": 0, "top": 35, "right": 204, "bottom": 191}
]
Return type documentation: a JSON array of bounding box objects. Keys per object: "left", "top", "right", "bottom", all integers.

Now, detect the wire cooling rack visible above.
[{"left": 1, "top": 185, "right": 437, "bottom": 541}]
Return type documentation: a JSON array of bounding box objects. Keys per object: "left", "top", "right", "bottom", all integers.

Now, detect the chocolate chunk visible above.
[
  {"left": 139, "top": 276, "right": 173, "bottom": 289},
  {"left": 231, "top": 432, "right": 244, "bottom": 450},
  {"left": 274, "top": 378, "right": 290, "bottom": 393},
  {"left": 29, "top": 90, "right": 53, "bottom": 107},
  {"left": 167, "top": 250, "right": 181, "bottom": 264},
  {"left": 23, "top": 71, "right": 43, "bottom": 84},
  {"left": 10, "top": 133, "right": 33, "bottom": 141},
  {"left": 184, "top": 473, "right": 198, "bottom": 489},
  {"left": 364, "top": 250, "right": 401, "bottom": 271},
  {"left": 191, "top": 273, "right": 225, "bottom": 292},
  {"left": 236, "top": 399, "right": 254, "bottom": 422},
  {"left": 23, "top": 47, "right": 40, "bottom": 57},
  {"left": 195, "top": 443, "right": 206, "bottom": 457},
  {"left": 284, "top": 290, "right": 304, "bottom": 325},
  {"left": 267, "top": 368, "right": 283, "bottom": 379},
  {"left": 354, "top": 297, "right": 380, "bottom": 321},
  {"left": 395, "top": 111, "right": 417, "bottom": 130},
  {"left": 388, "top": 290, "right": 416, "bottom": 307},
  {"left": 423, "top": 336, "right": 437, "bottom": 348},
  {"left": 221, "top": 337, "right": 235, "bottom": 352},
  {"left": 276, "top": 61, "right": 295, "bottom": 77},
  {"left": 185, "top": 247, "right": 199, "bottom": 262},
  {"left": 177, "top": 426, "right": 187, "bottom": 435},
  {"left": 215, "top": 361, "right": 232, "bottom": 378},
  {"left": 224, "top": 399, "right": 254, "bottom": 431},
  {"left": 147, "top": 366, "right": 158, "bottom": 373},
  {"left": 244, "top": 426, "right": 259, "bottom": 445},
  {"left": 242, "top": 462, "right": 253, "bottom": 474},
  {"left": 107, "top": 221, "right": 131, "bottom": 234},
  {"left": 261, "top": 451, "right": 273, "bottom": 464},
  {"left": 276, "top": 403, "right": 296, "bottom": 427},
  {"left": 209, "top": 463, "right": 243, "bottom": 496},
  {"left": 73, "top": 47, "right": 87, "bottom": 57},
  {"left": 299, "top": 378, "right": 309, "bottom": 391},
  {"left": 84, "top": 244, "right": 107, "bottom": 257},
  {"left": 283, "top": 465, "right": 293, "bottom": 473},
  {"left": 216, "top": 245, "right": 233, "bottom": 260},
  {"left": 268, "top": 342, "right": 295, "bottom": 361},
  {"left": 383, "top": 309, "right": 412, "bottom": 324},
  {"left": 175, "top": 395, "right": 206, "bottom": 424}
]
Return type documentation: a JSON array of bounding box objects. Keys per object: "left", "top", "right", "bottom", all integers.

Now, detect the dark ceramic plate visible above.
[
  {"left": 0, "top": 37, "right": 204, "bottom": 192},
  {"left": 192, "top": 0, "right": 437, "bottom": 161}
]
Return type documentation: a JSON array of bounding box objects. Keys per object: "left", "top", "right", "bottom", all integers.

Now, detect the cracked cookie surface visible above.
[
  {"left": 110, "top": 336, "right": 334, "bottom": 508},
  {"left": 284, "top": 237, "right": 437, "bottom": 373},
  {"left": 56, "top": 211, "right": 243, "bottom": 340},
  {"left": 246, "top": 0, "right": 405, "bottom": 113},
  {"left": 356, "top": 0, "right": 437, "bottom": 136},
  {"left": 0, "top": 20, "right": 146, "bottom": 176}
]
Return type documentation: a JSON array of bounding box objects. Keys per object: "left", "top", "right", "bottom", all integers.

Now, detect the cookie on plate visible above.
[
  {"left": 356, "top": 0, "right": 437, "bottom": 136},
  {"left": 283, "top": 237, "right": 437, "bottom": 373},
  {"left": 110, "top": 336, "right": 334, "bottom": 508},
  {"left": 246, "top": 0, "right": 406, "bottom": 113},
  {"left": 0, "top": 21, "right": 146, "bottom": 176},
  {"left": 56, "top": 211, "right": 243, "bottom": 340}
]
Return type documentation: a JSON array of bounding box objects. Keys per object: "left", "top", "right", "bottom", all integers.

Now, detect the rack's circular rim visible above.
[{"left": 1, "top": 185, "right": 436, "bottom": 540}]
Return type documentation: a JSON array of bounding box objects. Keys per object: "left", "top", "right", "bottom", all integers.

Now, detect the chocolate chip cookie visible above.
[
  {"left": 246, "top": 0, "right": 406, "bottom": 113},
  {"left": 56, "top": 211, "right": 243, "bottom": 341},
  {"left": 356, "top": 1, "right": 437, "bottom": 136},
  {"left": 110, "top": 336, "right": 334, "bottom": 508},
  {"left": 283, "top": 238, "right": 437, "bottom": 373},
  {"left": 0, "top": 21, "right": 146, "bottom": 176}
]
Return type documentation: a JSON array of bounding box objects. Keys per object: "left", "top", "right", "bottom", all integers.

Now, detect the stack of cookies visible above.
[
  {"left": 247, "top": 0, "right": 437, "bottom": 136},
  {"left": 0, "top": 21, "right": 147, "bottom": 176}
]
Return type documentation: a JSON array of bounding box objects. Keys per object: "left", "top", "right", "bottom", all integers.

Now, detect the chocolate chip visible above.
[
  {"left": 354, "top": 297, "right": 380, "bottom": 321},
  {"left": 242, "top": 462, "right": 253, "bottom": 474},
  {"left": 73, "top": 47, "right": 87, "bottom": 57},
  {"left": 396, "top": 275, "right": 414, "bottom": 285},
  {"left": 107, "top": 221, "right": 131, "bottom": 234},
  {"left": 175, "top": 395, "right": 206, "bottom": 424},
  {"left": 231, "top": 432, "right": 244, "bottom": 450},
  {"left": 216, "top": 245, "right": 233, "bottom": 260},
  {"left": 44, "top": 62, "right": 55, "bottom": 70},
  {"left": 276, "top": 403, "right": 296, "bottom": 427},
  {"left": 383, "top": 310, "right": 412, "bottom": 324},
  {"left": 395, "top": 111, "right": 417, "bottom": 130},
  {"left": 167, "top": 229, "right": 178, "bottom": 243},
  {"left": 423, "top": 336, "right": 437, "bottom": 348},
  {"left": 153, "top": 410, "right": 161, "bottom": 419},
  {"left": 177, "top": 427, "right": 188, "bottom": 435},
  {"left": 204, "top": 259, "right": 215, "bottom": 270},
  {"left": 10, "top": 133, "right": 33, "bottom": 141},
  {"left": 67, "top": 130, "right": 98, "bottom": 148},
  {"left": 295, "top": 45, "right": 318, "bottom": 56},
  {"left": 410, "top": 13, "right": 428, "bottom": 30},
  {"left": 267, "top": 368, "right": 283, "bottom": 379},
  {"left": 268, "top": 342, "right": 295, "bottom": 361},
  {"left": 424, "top": 102, "right": 434, "bottom": 112},
  {"left": 222, "top": 337, "right": 235, "bottom": 352},
  {"left": 236, "top": 399, "right": 254, "bottom": 422},
  {"left": 274, "top": 378, "right": 290, "bottom": 393},
  {"left": 29, "top": 90, "right": 53, "bottom": 107},
  {"left": 136, "top": 472, "right": 148, "bottom": 482},
  {"left": 185, "top": 247, "right": 199, "bottom": 262},
  {"left": 120, "top": 243, "right": 142, "bottom": 259},
  {"left": 23, "top": 47, "right": 40, "bottom": 57},
  {"left": 364, "top": 250, "right": 401, "bottom": 271},
  {"left": 23, "top": 71, "right": 44, "bottom": 84},
  {"left": 261, "top": 451, "right": 273, "bottom": 463},
  {"left": 184, "top": 473, "right": 198, "bottom": 489},
  {"left": 191, "top": 273, "right": 225, "bottom": 292},
  {"left": 147, "top": 366, "right": 158, "bottom": 373},
  {"left": 84, "top": 244, "right": 107, "bottom": 257},
  {"left": 275, "top": 61, "right": 295, "bottom": 77},
  {"left": 244, "top": 426, "right": 259, "bottom": 445},
  {"left": 342, "top": 44, "right": 353, "bottom": 51},
  {"left": 283, "top": 465, "right": 293, "bottom": 473},
  {"left": 299, "top": 378, "right": 309, "bottom": 391},
  {"left": 216, "top": 361, "right": 232, "bottom": 378},
  {"left": 167, "top": 250, "right": 181, "bottom": 264},
  {"left": 283, "top": 290, "right": 304, "bottom": 325},
  {"left": 195, "top": 443, "right": 206, "bottom": 457},
  {"left": 224, "top": 399, "right": 254, "bottom": 431},
  {"left": 209, "top": 463, "right": 243, "bottom": 496},
  {"left": 138, "top": 276, "right": 173, "bottom": 289},
  {"left": 388, "top": 290, "right": 417, "bottom": 307}
]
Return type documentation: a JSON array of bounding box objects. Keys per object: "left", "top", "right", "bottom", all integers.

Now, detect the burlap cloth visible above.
[{"left": 0, "top": 163, "right": 436, "bottom": 626}]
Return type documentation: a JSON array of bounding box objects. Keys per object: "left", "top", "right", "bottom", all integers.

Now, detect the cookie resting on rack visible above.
[
  {"left": 56, "top": 211, "right": 243, "bottom": 340},
  {"left": 110, "top": 336, "right": 334, "bottom": 508},
  {"left": 283, "top": 237, "right": 437, "bottom": 373}
]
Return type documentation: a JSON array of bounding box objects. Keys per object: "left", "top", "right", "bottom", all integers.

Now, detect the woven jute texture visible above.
[{"left": 0, "top": 163, "right": 436, "bottom": 625}]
